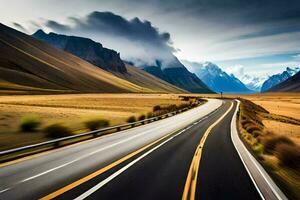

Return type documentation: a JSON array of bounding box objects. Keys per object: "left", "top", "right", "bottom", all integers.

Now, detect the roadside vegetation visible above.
[
  {"left": 44, "top": 123, "right": 72, "bottom": 138},
  {"left": 238, "top": 98, "right": 300, "bottom": 199},
  {"left": 20, "top": 114, "right": 41, "bottom": 132},
  {"left": 0, "top": 94, "right": 207, "bottom": 152},
  {"left": 126, "top": 116, "right": 137, "bottom": 123},
  {"left": 127, "top": 97, "right": 207, "bottom": 124},
  {"left": 84, "top": 118, "right": 110, "bottom": 131}
]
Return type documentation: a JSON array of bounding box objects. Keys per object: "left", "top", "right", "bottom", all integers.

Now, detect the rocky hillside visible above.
[
  {"left": 33, "top": 30, "right": 127, "bottom": 73},
  {"left": 142, "top": 57, "right": 212, "bottom": 93},
  {"left": 182, "top": 61, "right": 252, "bottom": 93},
  {"left": 261, "top": 67, "right": 299, "bottom": 92}
]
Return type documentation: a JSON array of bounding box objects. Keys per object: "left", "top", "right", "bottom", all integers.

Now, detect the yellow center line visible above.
[
  {"left": 40, "top": 124, "right": 188, "bottom": 200},
  {"left": 182, "top": 102, "right": 234, "bottom": 200}
]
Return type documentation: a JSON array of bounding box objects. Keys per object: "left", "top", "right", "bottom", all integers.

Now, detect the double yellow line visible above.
[
  {"left": 42, "top": 102, "right": 233, "bottom": 200},
  {"left": 182, "top": 102, "right": 233, "bottom": 200}
]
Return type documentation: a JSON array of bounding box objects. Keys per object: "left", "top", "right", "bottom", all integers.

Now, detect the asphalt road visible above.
[{"left": 0, "top": 99, "right": 261, "bottom": 200}]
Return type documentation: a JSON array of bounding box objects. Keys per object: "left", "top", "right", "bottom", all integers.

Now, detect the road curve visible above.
[
  {"left": 0, "top": 99, "right": 223, "bottom": 199},
  {"left": 47, "top": 100, "right": 260, "bottom": 200}
]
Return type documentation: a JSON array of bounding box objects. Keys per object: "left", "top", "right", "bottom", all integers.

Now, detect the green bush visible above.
[
  {"left": 275, "top": 143, "right": 300, "bottom": 169},
  {"left": 44, "top": 123, "right": 72, "bottom": 138},
  {"left": 127, "top": 116, "right": 137, "bottom": 123},
  {"left": 252, "top": 143, "right": 264, "bottom": 155},
  {"left": 20, "top": 114, "right": 41, "bottom": 132},
  {"left": 138, "top": 114, "right": 146, "bottom": 121},
  {"left": 84, "top": 118, "right": 110, "bottom": 131},
  {"left": 153, "top": 105, "right": 161, "bottom": 112}
]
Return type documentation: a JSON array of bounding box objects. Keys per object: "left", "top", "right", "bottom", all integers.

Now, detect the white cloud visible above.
[
  {"left": 260, "top": 61, "right": 300, "bottom": 68},
  {"left": 223, "top": 64, "right": 245, "bottom": 78},
  {"left": 292, "top": 54, "right": 300, "bottom": 60}
]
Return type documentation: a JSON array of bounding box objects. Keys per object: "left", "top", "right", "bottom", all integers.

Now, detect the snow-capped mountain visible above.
[
  {"left": 240, "top": 75, "right": 267, "bottom": 92},
  {"left": 182, "top": 61, "right": 252, "bottom": 93},
  {"left": 261, "top": 67, "right": 300, "bottom": 92}
]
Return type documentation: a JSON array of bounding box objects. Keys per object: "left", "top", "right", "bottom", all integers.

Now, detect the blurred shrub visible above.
[
  {"left": 127, "top": 116, "right": 137, "bottom": 123},
  {"left": 84, "top": 118, "right": 109, "bottom": 131},
  {"left": 275, "top": 143, "right": 300, "bottom": 169},
  {"left": 261, "top": 135, "right": 294, "bottom": 154},
  {"left": 147, "top": 112, "right": 154, "bottom": 118},
  {"left": 252, "top": 143, "right": 264, "bottom": 155},
  {"left": 44, "top": 123, "right": 72, "bottom": 138},
  {"left": 245, "top": 124, "right": 261, "bottom": 134},
  {"left": 138, "top": 114, "right": 146, "bottom": 121},
  {"left": 20, "top": 114, "right": 41, "bottom": 132},
  {"left": 153, "top": 105, "right": 161, "bottom": 112}
]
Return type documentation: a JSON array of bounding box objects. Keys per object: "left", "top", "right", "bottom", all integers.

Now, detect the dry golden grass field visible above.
[
  {"left": 234, "top": 93, "right": 300, "bottom": 199},
  {"left": 0, "top": 93, "right": 185, "bottom": 150},
  {"left": 198, "top": 93, "right": 300, "bottom": 143},
  {"left": 241, "top": 93, "right": 300, "bottom": 120}
]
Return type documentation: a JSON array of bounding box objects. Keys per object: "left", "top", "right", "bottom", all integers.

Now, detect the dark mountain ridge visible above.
[
  {"left": 268, "top": 71, "right": 300, "bottom": 92},
  {"left": 33, "top": 30, "right": 127, "bottom": 73},
  {"left": 33, "top": 30, "right": 212, "bottom": 93},
  {"left": 261, "top": 67, "right": 299, "bottom": 92},
  {"left": 141, "top": 57, "right": 213, "bottom": 93}
]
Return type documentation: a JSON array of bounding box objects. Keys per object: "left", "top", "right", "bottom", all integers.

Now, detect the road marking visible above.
[
  {"left": 20, "top": 130, "right": 152, "bottom": 183},
  {"left": 41, "top": 104, "right": 222, "bottom": 200},
  {"left": 0, "top": 101, "right": 213, "bottom": 168},
  {"left": 40, "top": 128, "right": 187, "bottom": 200},
  {"left": 231, "top": 100, "right": 287, "bottom": 200},
  {"left": 0, "top": 130, "right": 120, "bottom": 168},
  {"left": 0, "top": 188, "right": 11, "bottom": 194},
  {"left": 74, "top": 130, "right": 184, "bottom": 200},
  {"left": 1, "top": 103, "right": 221, "bottom": 198},
  {"left": 182, "top": 102, "right": 233, "bottom": 200}
]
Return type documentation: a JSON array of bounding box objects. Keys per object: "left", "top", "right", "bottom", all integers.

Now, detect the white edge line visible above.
[
  {"left": 1, "top": 100, "right": 223, "bottom": 195},
  {"left": 0, "top": 188, "right": 11, "bottom": 194},
  {"left": 230, "top": 100, "right": 265, "bottom": 200},
  {"left": 74, "top": 101, "right": 225, "bottom": 199},
  {"left": 75, "top": 128, "right": 186, "bottom": 200},
  {"left": 231, "top": 100, "right": 288, "bottom": 200}
]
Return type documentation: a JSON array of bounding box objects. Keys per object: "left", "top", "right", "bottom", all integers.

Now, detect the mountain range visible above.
[
  {"left": 261, "top": 67, "right": 299, "bottom": 92},
  {"left": 182, "top": 61, "right": 252, "bottom": 93},
  {"left": 1, "top": 23, "right": 298, "bottom": 94},
  {"left": 239, "top": 75, "right": 267, "bottom": 92},
  {"left": 33, "top": 30, "right": 212, "bottom": 94},
  {"left": 0, "top": 23, "right": 184, "bottom": 94},
  {"left": 268, "top": 71, "right": 300, "bottom": 92}
]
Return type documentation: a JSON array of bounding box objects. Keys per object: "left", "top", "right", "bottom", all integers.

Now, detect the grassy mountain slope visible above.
[
  {"left": 32, "top": 30, "right": 185, "bottom": 94},
  {"left": 115, "top": 64, "right": 187, "bottom": 93},
  {"left": 0, "top": 23, "right": 152, "bottom": 93}
]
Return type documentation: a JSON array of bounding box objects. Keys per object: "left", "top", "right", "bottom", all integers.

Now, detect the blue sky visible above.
[{"left": 1, "top": 0, "right": 300, "bottom": 78}]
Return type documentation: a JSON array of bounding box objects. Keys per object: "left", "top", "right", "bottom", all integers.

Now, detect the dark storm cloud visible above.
[
  {"left": 43, "top": 11, "right": 176, "bottom": 65},
  {"left": 142, "top": 0, "right": 300, "bottom": 22},
  {"left": 46, "top": 20, "right": 71, "bottom": 32},
  {"left": 46, "top": 11, "right": 174, "bottom": 53},
  {"left": 32, "top": 0, "right": 300, "bottom": 63},
  {"left": 123, "top": 0, "right": 300, "bottom": 37}
]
